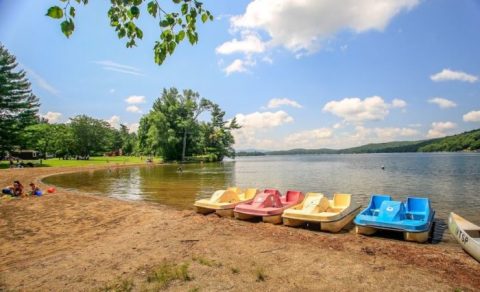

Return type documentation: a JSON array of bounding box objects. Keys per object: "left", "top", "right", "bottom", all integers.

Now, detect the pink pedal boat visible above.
[{"left": 234, "top": 189, "right": 305, "bottom": 224}]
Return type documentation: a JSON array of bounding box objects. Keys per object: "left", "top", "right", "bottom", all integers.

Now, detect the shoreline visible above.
[{"left": 0, "top": 165, "right": 479, "bottom": 291}]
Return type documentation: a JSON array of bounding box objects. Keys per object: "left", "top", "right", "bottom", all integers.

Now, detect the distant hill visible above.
[{"left": 236, "top": 128, "right": 480, "bottom": 156}]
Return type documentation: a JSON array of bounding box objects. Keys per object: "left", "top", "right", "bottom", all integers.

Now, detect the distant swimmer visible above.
[
  {"left": 381, "top": 165, "right": 385, "bottom": 170},
  {"left": 177, "top": 166, "right": 183, "bottom": 172}
]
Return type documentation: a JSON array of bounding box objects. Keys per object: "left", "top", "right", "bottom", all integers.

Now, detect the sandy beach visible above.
[{"left": 0, "top": 165, "right": 479, "bottom": 291}]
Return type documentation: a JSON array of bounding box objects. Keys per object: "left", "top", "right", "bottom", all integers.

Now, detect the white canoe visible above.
[{"left": 448, "top": 212, "right": 480, "bottom": 262}]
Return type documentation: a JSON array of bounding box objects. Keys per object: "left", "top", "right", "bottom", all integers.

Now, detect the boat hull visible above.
[
  {"left": 215, "top": 208, "right": 234, "bottom": 218},
  {"left": 283, "top": 206, "right": 361, "bottom": 232},
  {"left": 355, "top": 225, "right": 430, "bottom": 243},
  {"left": 448, "top": 212, "right": 480, "bottom": 262},
  {"left": 194, "top": 205, "right": 215, "bottom": 215}
]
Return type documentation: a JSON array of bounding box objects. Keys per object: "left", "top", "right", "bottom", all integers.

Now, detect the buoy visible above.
[{"left": 47, "top": 187, "right": 56, "bottom": 193}]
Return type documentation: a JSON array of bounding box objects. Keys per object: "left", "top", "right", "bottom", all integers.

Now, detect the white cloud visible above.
[
  {"left": 228, "top": 0, "right": 419, "bottom": 55},
  {"left": 463, "top": 110, "right": 480, "bottom": 122},
  {"left": 125, "top": 95, "right": 146, "bottom": 104},
  {"left": 373, "top": 127, "right": 419, "bottom": 140},
  {"left": 267, "top": 98, "right": 302, "bottom": 109},
  {"left": 126, "top": 105, "right": 142, "bottom": 113},
  {"left": 235, "top": 110, "right": 293, "bottom": 129},
  {"left": 93, "top": 60, "right": 144, "bottom": 76},
  {"left": 41, "top": 112, "right": 62, "bottom": 123},
  {"left": 322, "top": 96, "right": 389, "bottom": 123},
  {"left": 428, "top": 97, "right": 457, "bottom": 109},
  {"left": 24, "top": 67, "right": 60, "bottom": 96},
  {"left": 391, "top": 98, "right": 407, "bottom": 108},
  {"left": 232, "top": 110, "right": 294, "bottom": 149},
  {"left": 430, "top": 69, "right": 478, "bottom": 83},
  {"left": 128, "top": 123, "right": 140, "bottom": 133},
  {"left": 106, "top": 115, "right": 121, "bottom": 129},
  {"left": 426, "top": 122, "right": 457, "bottom": 138},
  {"left": 285, "top": 128, "right": 333, "bottom": 147},
  {"left": 224, "top": 59, "right": 248, "bottom": 75},
  {"left": 216, "top": 33, "right": 266, "bottom": 55}
]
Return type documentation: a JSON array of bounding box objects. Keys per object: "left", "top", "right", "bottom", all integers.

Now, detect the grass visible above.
[
  {"left": 98, "top": 277, "right": 134, "bottom": 292},
  {"left": 255, "top": 267, "right": 267, "bottom": 282},
  {"left": 230, "top": 267, "right": 240, "bottom": 274},
  {"left": 146, "top": 261, "right": 192, "bottom": 289},
  {"left": 0, "top": 156, "right": 157, "bottom": 169},
  {"left": 192, "top": 256, "right": 222, "bottom": 268}
]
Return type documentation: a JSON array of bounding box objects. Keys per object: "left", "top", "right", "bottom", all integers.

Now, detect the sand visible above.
[{"left": 0, "top": 164, "right": 479, "bottom": 291}]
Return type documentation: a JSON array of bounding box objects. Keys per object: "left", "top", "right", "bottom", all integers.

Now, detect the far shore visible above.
[{"left": 0, "top": 164, "right": 479, "bottom": 291}]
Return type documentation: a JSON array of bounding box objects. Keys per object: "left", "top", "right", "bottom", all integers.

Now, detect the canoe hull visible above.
[{"left": 448, "top": 212, "right": 480, "bottom": 262}]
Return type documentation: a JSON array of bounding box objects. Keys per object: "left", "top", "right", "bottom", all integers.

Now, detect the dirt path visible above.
[{"left": 0, "top": 165, "right": 479, "bottom": 291}]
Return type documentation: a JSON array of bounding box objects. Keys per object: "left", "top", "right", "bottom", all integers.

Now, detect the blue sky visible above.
[{"left": 1, "top": 0, "right": 479, "bottom": 150}]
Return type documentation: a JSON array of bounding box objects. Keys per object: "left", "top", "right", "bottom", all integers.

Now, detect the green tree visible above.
[
  {"left": 46, "top": 0, "right": 213, "bottom": 65},
  {"left": 69, "top": 115, "right": 114, "bottom": 156},
  {"left": 137, "top": 88, "right": 239, "bottom": 162},
  {"left": 200, "top": 104, "right": 240, "bottom": 160},
  {"left": 0, "top": 44, "right": 40, "bottom": 156},
  {"left": 21, "top": 123, "right": 58, "bottom": 159}
]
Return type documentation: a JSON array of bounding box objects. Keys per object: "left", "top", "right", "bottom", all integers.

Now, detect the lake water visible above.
[{"left": 43, "top": 153, "right": 480, "bottom": 222}]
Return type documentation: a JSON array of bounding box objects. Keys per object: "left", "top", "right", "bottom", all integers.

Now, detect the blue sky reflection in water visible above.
[{"left": 43, "top": 153, "right": 480, "bottom": 222}]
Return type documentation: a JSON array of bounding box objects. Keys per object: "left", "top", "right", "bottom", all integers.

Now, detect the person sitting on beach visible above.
[
  {"left": 29, "top": 183, "right": 42, "bottom": 196},
  {"left": 10, "top": 181, "right": 24, "bottom": 197}
]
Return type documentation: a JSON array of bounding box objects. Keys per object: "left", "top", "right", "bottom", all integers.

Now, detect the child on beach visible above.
[
  {"left": 2, "top": 181, "right": 24, "bottom": 197},
  {"left": 29, "top": 183, "right": 42, "bottom": 196}
]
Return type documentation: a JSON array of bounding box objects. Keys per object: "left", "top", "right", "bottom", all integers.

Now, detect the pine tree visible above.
[{"left": 0, "top": 44, "right": 40, "bottom": 155}]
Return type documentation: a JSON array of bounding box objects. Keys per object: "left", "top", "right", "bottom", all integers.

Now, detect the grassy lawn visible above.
[{"left": 0, "top": 156, "right": 158, "bottom": 169}]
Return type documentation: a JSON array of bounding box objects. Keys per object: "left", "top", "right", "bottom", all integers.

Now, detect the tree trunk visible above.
[{"left": 182, "top": 128, "right": 187, "bottom": 162}]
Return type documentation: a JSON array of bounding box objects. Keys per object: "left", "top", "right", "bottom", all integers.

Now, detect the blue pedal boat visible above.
[{"left": 354, "top": 195, "right": 435, "bottom": 243}]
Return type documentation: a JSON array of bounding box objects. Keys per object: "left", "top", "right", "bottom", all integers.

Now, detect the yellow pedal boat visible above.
[
  {"left": 282, "top": 193, "right": 361, "bottom": 232},
  {"left": 194, "top": 187, "right": 259, "bottom": 217}
]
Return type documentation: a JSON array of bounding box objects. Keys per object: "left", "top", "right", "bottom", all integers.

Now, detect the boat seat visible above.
[
  {"left": 332, "top": 193, "right": 351, "bottom": 209},
  {"left": 239, "top": 188, "right": 258, "bottom": 200}
]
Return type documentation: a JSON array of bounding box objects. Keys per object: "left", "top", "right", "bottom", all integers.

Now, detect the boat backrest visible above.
[
  {"left": 302, "top": 193, "right": 329, "bottom": 212},
  {"left": 218, "top": 189, "right": 241, "bottom": 203},
  {"left": 209, "top": 190, "right": 226, "bottom": 203},
  {"left": 371, "top": 195, "right": 391, "bottom": 208},
  {"left": 264, "top": 188, "right": 279, "bottom": 195},
  {"left": 332, "top": 193, "right": 351, "bottom": 209},
  {"left": 284, "top": 190, "right": 304, "bottom": 204},
  {"left": 252, "top": 192, "right": 283, "bottom": 208},
  {"left": 227, "top": 187, "right": 242, "bottom": 194},
  {"left": 405, "top": 197, "right": 430, "bottom": 214},
  {"left": 242, "top": 188, "right": 259, "bottom": 200}
]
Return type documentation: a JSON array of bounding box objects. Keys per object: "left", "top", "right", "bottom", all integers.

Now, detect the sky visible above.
[{"left": 1, "top": 0, "right": 480, "bottom": 150}]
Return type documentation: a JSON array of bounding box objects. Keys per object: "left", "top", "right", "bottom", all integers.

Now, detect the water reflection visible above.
[{"left": 43, "top": 153, "right": 480, "bottom": 222}]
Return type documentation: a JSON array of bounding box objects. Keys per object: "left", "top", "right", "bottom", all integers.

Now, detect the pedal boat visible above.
[
  {"left": 448, "top": 212, "right": 480, "bottom": 262},
  {"left": 194, "top": 187, "right": 259, "bottom": 217},
  {"left": 282, "top": 193, "right": 362, "bottom": 232},
  {"left": 354, "top": 195, "right": 435, "bottom": 243},
  {"left": 234, "top": 189, "right": 304, "bottom": 224}
]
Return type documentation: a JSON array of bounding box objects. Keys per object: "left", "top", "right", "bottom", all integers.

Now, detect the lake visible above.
[{"left": 43, "top": 153, "right": 480, "bottom": 222}]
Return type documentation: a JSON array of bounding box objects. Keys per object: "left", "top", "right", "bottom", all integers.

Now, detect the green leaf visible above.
[
  {"left": 46, "top": 6, "right": 63, "bottom": 19},
  {"left": 172, "top": 0, "right": 181, "bottom": 3},
  {"left": 60, "top": 19, "right": 75, "bottom": 38},
  {"left": 181, "top": 3, "right": 188, "bottom": 15},
  {"left": 201, "top": 13, "right": 207, "bottom": 23},
  {"left": 69, "top": 7, "right": 75, "bottom": 17},
  {"left": 147, "top": 1, "right": 158, "bottom": 17},
  {"left": 133, "top": 0, "right": 143, "bottom": 5},
  {"left": 118, "top": 28, "right": 126, "bottom": 38},
  {"left": 167, "top": 41, "right": 176, "bottom": 55},
  {"left": 135, "top": 27, "right": 143, "bottom": 39},
  {"left": 130, "top": 6, "right": 140, "bottom": 18},
  {"left": 175, "top": 30, "right": 185, "bottom": 43}
]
